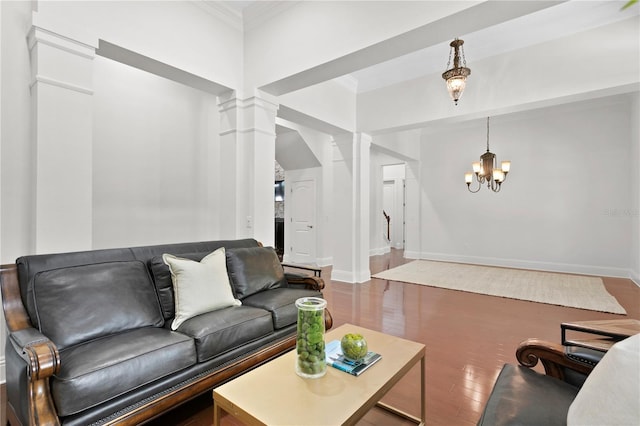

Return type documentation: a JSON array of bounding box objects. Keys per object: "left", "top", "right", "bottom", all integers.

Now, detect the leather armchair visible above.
[{"left": 477, "top": 338, "right": 604, "bottom": 426}]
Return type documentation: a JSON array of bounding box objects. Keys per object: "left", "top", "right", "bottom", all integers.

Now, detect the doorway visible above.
[
  {"left": 382, "top": 164, "right": 406, "bottom": 250},
  {"left": 288, "top": 178, "right": 317, "bottom": 264}
]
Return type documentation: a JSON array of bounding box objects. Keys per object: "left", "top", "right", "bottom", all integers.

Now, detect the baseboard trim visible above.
[
  {"left": 331, "top": 268, "right": 371, "bottom": 284},
  {"left": 403, "top": 250, "right": 421, "bottom": 260},
  {"left": 316, "top": 257, "right": 332, "bottom": 267},
  {"left": 417, "top": 252, "right": 632, "bottom": 279},
  {"left": 369, "top": 246, "right": 390, "bottom": 256}
]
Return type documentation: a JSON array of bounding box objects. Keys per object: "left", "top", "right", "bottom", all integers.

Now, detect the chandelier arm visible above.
[
  {"left": 465, "top": 116, "right": 511, "bottom": 194},
  {"left": 467, "top": 182, "right": 481, "bottom": 193}
]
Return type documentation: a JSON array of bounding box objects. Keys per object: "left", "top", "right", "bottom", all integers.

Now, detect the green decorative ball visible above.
[{"left": 341, "top": 333, "right": 368, "bottom": 362}]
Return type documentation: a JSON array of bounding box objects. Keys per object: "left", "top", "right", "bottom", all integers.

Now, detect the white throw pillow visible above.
[
  {"left": 163, "top": 248, "right": 241, "bottom": 330},
  {"left": 567, "top": 332, "right": 640, "bottom": 426}
]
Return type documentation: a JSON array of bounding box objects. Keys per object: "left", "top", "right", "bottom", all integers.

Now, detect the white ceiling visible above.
[
  {"left": 351, "top": 1, "right": 639, "bottom": 93},
  {"left": 221, "top": 0, "right": 638, "bottom": 94}
]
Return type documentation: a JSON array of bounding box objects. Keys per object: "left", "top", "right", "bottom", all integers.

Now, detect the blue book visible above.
[{"left": 325, "top": 340, "right": 382, "bottom": 376}]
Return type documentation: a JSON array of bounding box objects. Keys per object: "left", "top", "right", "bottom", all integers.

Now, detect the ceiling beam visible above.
[
  {"left": 97, "top": 40, "right": 232, "bottom": 96},
  {"left": 260, "top": 1, "right": 563, "bottom": 96}
]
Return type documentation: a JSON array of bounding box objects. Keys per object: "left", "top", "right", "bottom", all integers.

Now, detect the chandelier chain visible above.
[
  {"left": 461, "top": 44, "right": 467, "bottom": 67},
  {"left": 486, "top": 117, "right": 490, "bottom": 151}
]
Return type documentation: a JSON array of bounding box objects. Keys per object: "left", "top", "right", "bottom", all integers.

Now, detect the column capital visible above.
[
  {"left": 28, "top": 26, "right": 96, "bottom": 59},
  {"left": 218, "top": 94, "right": 279, "bottom": 114},
  {"left": 28, "top": 26, "right": 96, "bottom": 96},
  {"left": 218, "top": 93, "right": 279, "bottom": 137}
]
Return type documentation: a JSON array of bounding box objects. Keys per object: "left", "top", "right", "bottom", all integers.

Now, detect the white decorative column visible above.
[
  {"left": 28, "top": 27, "right": 95, "bottom": 254},
  {"left": 331, "top": 132, "right": 371, "bottom": 283},
  {"left": 218, "top": 92, "right": 279, "bottom": 245}
]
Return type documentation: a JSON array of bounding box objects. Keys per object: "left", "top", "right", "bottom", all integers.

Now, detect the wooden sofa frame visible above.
[
  {"left": 516, "top": 337, "right": 597, "bottom": 379},
  {"left": 1, "top": 263, "right": 332, "bottom": 426}
]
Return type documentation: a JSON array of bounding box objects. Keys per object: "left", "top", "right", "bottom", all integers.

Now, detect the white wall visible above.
[
  {"left": 630, "top": 92, "right": 640, "bottom": 285},
  {"left": 0, "top": 0, "right": 3, "bottom": 387},
  {"left": 417, "top": 97, "right": 633, "bottom": 277},
  {"left": 92, "top": 56, "right": 220, "bottom": 248},
  {"left": 1, "top": 1, "right": 34, "bottom": 263},
  {"left": 0, "top": 0, "right": 243, "bottom": 258},
  {"left": 35, "top": 1, "right": 242, "bottom": 90},
  {"left": 1, "top": 0, "right": 33, "bottom": 384},
  {"left": 278, "top": 79, "right": 357, "bottom": 133}
]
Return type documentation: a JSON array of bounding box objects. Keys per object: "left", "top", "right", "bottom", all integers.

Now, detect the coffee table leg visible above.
[
  {"left": 420, "top": 354, "right": 425, "bottom": 425},
  {"left": 375, "top": 353, "right": 426, "bottom": 425},
  {"left": 213, "top": 400, "right": 223, "bottom": 426}
]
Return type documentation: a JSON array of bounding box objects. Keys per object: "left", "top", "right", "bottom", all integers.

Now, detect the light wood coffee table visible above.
[{"left": 213, "top": 323, "right": 425, "bottom": 425}]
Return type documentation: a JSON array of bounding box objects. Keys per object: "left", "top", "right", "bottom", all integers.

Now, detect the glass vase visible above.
[{"left": 295, "top": 297, "right": 327, "bottom": 378}]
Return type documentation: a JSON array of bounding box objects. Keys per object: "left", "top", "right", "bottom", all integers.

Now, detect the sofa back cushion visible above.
[
  {"left": 226, "top": 246, "right": 287, "bottom": 299},
  {"left": 163, "top": 248, "right": 241, "bottom": 330},
  {"left": 148, "top": 239, "right": 260, "bottom": 321},
  {"left": 32, "top": 261, "right": 164, "bottom": 350}
]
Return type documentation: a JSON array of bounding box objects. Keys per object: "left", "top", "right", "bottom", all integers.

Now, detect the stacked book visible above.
[{"left": 325, "top": 340, "right": 382, "bottom": 376}]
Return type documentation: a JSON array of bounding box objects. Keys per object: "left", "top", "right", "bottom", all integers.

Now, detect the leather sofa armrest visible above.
[
  {"left": 3, "top": 263, "right": 61, "bottom": 425},
  {"left": 283, "top": 273, "right": 332, "bottom": 330},
  {"left": 10, "top": 327, "right": 51, "bottom": 349},
  {"left": 285, "top": 273, "right": 325, "bottom": 291},
  {"left": 7, "top": 328, "right": 61, "bottom": 425},
  {"left": 9, "top": 328, "right": 61, "bottom": 379},
  {"left": 516, "top": 338, "right": 595, "bottom": 382}
]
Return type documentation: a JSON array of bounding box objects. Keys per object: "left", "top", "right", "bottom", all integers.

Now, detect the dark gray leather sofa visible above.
[{"left": 1, "top": 238, "right": 329, "bottom": 426}]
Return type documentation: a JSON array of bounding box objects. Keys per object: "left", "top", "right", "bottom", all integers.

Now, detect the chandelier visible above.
[
  {"left": 442, "top": 38, "right": 471, "bottom": 105},
  {"left": 465, "top": 117, "right": 511, "bottom": 193}
]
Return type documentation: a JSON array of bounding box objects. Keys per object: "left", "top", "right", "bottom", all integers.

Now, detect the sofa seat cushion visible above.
[
  {"left": 175, "top": 305, "right": 274, "bottom": 363},
  {"left": 477, "top": 364, "right": 579, "bottom": 426},
  {"left": 52, "top": 327, "right": 196, "bottom": 417},
  {"left": 242, "top": 288, "right": 323, "bottom": 329},
  {"left": 33, "top": 261, "right": 164, "bottom": 350}
]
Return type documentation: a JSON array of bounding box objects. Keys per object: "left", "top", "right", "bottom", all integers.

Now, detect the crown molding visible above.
[
  {"left": 190, "top": 1, "right": 299, "bottom": 32},
  {"left": 191, "top": 1, "right": 243, "bottom": 30},
  {"left": 243, "top": 1, "right": 301, "bottom": 32}
]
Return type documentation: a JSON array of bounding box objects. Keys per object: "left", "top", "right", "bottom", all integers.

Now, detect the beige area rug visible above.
[{"left": 372, "top": 260, "right": 627, "bottom": 315}]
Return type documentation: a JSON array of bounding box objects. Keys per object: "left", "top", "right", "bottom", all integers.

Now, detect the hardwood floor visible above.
[{"left": 3, "top": 250, "right": 639, "bottom": 425}]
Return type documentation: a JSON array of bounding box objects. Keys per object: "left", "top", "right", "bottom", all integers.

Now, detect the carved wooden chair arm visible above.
[
  {"left": 516, "top": 338, "right": 595, "bottom": 381},
  {"left": 285, "top": 273, "right": 325, "bottom": 291},
  {"left": 324, "top": 308, "right": 333, "bottom": 331},
  {"left": 3, "top": 263, "right": 62, "bottom": 425},
  {"left": 9, "top": 328, "right": 61, "bottom": 380},
  {"left": 7, "top": 328, "right": 62, "bottom": 425}
]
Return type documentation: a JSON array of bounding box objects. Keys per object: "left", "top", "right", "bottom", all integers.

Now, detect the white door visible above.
[{"left": 290, "top": 179, "right": 316, "bottom": 263}]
